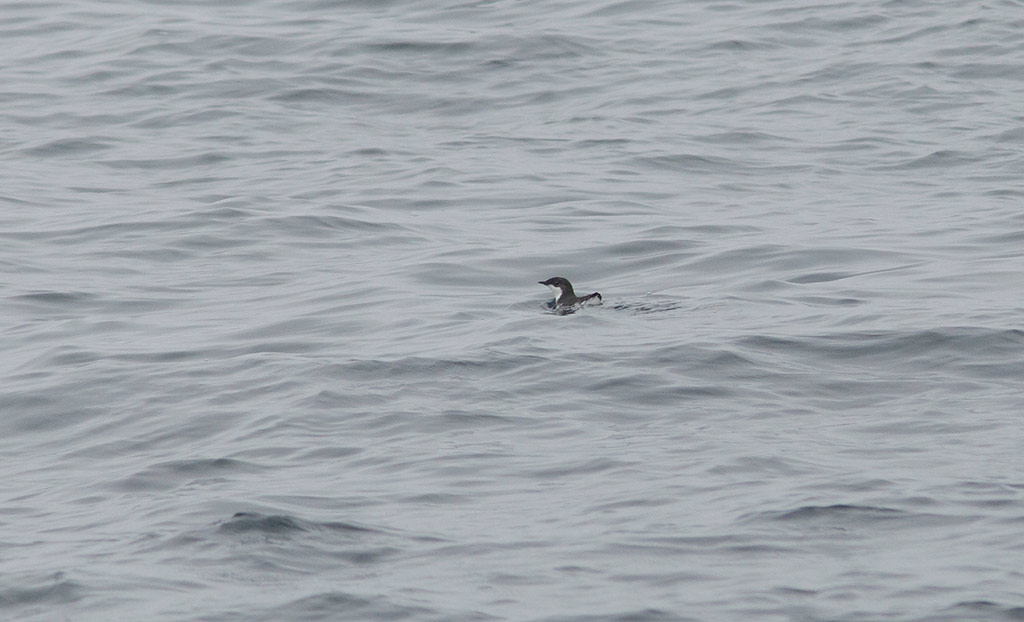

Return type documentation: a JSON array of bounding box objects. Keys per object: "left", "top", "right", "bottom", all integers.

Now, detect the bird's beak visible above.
[{"left": 538, "top": 281, "right": 544, "bottom": 285}]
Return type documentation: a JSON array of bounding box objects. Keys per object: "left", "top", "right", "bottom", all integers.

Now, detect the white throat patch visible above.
[{"left": 546, "top": 284, "right": 564, "bottom": 303}]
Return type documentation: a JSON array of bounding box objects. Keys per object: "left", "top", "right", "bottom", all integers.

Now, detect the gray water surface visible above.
[{"left": 2, "top": 1, "right": 1024, "bottom": 621}]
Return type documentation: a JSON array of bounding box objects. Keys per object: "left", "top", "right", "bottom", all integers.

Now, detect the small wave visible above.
[
  {"left": 737, "top": 328, "right": 1024, "bottom": 372},
  {"left": 262, "top": 591, "right": 435, "bottom": 621},
  {"left": 0, "top": 572, "right": 82, "bottom": 607},
  {"left": 116, "top": 459, "right": 264, "bottom": 492},
  {"left": 766, "top": 504, "right": 904, "bottom": 522},
  {"left": 609, "top": 300, "right": 686, "bottom": 315},
  {"left": 23, "top": 138, "right": 111, "bottom": 157},
  {"left": 218, "top": 512, "right": 376, "bottom": 536}
]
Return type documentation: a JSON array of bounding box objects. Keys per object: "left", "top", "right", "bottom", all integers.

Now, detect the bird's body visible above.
[{"left": 539, "top": 277, "right": 602, "bottom": 310}]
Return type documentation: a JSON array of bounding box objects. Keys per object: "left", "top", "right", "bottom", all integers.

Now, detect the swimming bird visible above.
[{"left": 539, "top": 277, "right": 602, "bottom": 310}]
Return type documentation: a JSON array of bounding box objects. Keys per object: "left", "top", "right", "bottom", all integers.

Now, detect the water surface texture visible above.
[{"left": 3, "top": 1, "right": 1024, "bottom": 620}]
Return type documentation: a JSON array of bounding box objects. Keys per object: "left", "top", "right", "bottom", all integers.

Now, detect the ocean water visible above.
[{"left": 2, "top": 0, "right": 1024, "bottom": 620}]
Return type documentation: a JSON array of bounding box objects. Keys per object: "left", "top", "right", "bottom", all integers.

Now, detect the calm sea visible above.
[{"left": 2, "top": 1, "right": 1023, "bottom": 620}]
